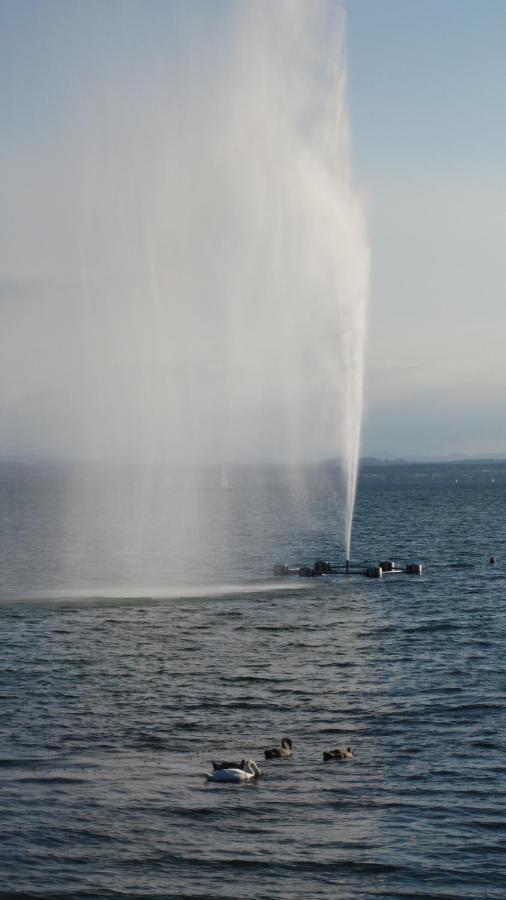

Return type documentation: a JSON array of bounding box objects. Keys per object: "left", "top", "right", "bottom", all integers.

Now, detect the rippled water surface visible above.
[{"left": 1, "top": 464, "right": 505, "bottom": 898}]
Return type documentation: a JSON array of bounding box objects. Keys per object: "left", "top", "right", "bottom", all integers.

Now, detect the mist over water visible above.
[{"left": 9, "top": 1, "right": 369, "bottom": 576}]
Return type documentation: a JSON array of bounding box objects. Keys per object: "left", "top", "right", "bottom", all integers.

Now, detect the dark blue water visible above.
[{"left": 1, "top": 462, "right": 505, "bottom": 898}]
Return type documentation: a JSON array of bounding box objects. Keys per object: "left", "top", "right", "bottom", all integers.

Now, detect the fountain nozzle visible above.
[{"left": 345, "top": 559, "right": 350, "bottom": 575}]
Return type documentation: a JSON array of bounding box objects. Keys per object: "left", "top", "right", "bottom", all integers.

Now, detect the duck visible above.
[
  {"left": 205, "top": 760, "right": 261, "bottom": 783},
  {"left": 212, "top": 759, "right": 246, "bottom": 771},
  {"left": 323, "top": 746, "right": 354, "bottom": 761},
  {"left": 264, "top": 737, "right": 293, "bottom": 760}
]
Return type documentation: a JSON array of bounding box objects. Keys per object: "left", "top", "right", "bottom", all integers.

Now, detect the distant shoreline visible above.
[{"left": 1, "top": 455, "right": 506, "bottom": 470}]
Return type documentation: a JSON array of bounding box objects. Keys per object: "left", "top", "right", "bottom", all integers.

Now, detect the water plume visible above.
[{"left": 23, "top": 0, "right": 369, "bottom": 580}]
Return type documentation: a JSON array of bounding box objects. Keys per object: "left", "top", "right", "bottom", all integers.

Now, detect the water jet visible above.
[{"left": 2, "top": 2, "right": 370, "bottom": 589}]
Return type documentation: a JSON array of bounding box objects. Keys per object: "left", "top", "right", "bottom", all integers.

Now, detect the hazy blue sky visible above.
[
  {"left": 346, "top": 0, "right": 506, "bottom": 457},
  {"left": 1, "top": 0, "right": 505, "bottom": 460}
]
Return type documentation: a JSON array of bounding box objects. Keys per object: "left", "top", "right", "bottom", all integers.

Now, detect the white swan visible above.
[{"left": 205, "top": 759, "right": 261, "bottom": 783}]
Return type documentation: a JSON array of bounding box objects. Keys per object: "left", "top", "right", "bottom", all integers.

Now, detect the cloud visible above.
[{"left": 0, "top": 278, "right": 36, "bottom": 301}]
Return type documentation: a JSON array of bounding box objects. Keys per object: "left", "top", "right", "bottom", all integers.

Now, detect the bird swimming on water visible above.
[
  {"left": 212, "top": 759, "right": 246, "bottom": 771},
  {"left": 323, "top": 746, "right": 354, "bottom": 761},
  {"left": 264, "top": 737, "right": 293, "bottom": 759},
  {"left": 205, "top": 760, "right": 261, "bottom": 783}
]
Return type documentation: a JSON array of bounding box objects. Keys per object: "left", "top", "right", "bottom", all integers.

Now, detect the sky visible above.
[
  {"left": 1, "top": 0, "right": 505, "bottom": 461},
  {"left": 346, "top": 0, "right": 506, "bottom": 457}
]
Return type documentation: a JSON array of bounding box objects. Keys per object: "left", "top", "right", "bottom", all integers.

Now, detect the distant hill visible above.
[
  {"left": 361, "top": 455, "right": 506, "bottom": 466},
  {"left": 357, "top": 456, "right": 506, "bottom": 484},
  {"left": 361, "top": 457, "right": 410, "bottom": 466}
]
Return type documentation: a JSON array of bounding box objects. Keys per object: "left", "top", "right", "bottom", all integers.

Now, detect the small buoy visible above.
[
  {"left": 489, "top": 556, "right": 496, "bottom": 565},
  {"left": 273, "top": 563, "right": 290, "bottom": 577},
  {"left": 405, "top": 563, "right": 422, "bottom": 575},
  {"left": 299, "top": 565, "right": 315, "bottom": 577},
  {"left": 365, "top": 566, "right": 382, "bottom": 578},
  {"left": 379, "top": 560, "right": 395, "bottom": 572}
]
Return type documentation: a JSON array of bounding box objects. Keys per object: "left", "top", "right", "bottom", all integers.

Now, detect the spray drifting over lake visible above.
[{"left": 16, "top": 1, "right": 368, "bottom": 573}]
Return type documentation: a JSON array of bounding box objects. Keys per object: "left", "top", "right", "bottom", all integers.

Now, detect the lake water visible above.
[{"left": 1, "top": 461, "right": 505, "bottom": 898}]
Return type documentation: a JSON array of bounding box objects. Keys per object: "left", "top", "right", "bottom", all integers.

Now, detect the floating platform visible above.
[{"left": 273, "top": 559, "right": 422, "bottom": 579}]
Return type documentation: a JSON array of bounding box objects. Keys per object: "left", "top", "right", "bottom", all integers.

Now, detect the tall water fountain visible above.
[{"left": 6, "top": 1, "right": 369, "bottom": 590}]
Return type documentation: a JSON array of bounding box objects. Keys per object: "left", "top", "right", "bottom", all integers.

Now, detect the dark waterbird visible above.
[
  {"left": 264, "top": 737, "right": 293, "bottom": 759},
  {"left": 212, "top": 759, "right": 246, "bottom": 771},
  {"left": 323, "top": 746, "right": 354, "bottom": 761}
]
